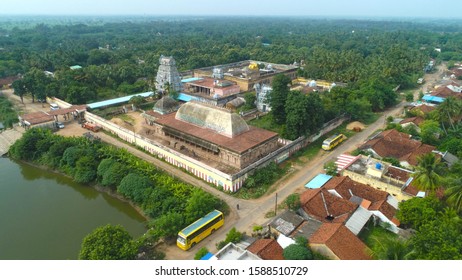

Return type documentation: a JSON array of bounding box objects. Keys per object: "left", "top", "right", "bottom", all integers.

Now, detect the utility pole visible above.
[{"left": 274, "top": 192, "right": 278, "bottom": 216}]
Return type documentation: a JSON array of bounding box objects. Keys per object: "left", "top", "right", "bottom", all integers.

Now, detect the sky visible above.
[{"left": 1, "top": 0, "right": 461, "bottom": 19}]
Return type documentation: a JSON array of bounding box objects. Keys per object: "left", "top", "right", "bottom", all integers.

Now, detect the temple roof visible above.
[
  {"left": 153, "top": 96, "right": 180, "bottom": 115},
  {"left": 175, "top": 101, "right": 249, "bottom": 138}
]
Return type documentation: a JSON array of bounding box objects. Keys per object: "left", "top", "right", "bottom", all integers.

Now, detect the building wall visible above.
[
  {"left": 151, "top": 122, "right": 279, "bottom": 169},
  {"left": 194, "top": 68, "right": 297, "bottom": 92}
]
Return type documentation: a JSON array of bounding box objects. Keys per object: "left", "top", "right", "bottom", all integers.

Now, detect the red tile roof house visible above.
[
  {"left": 309, "top": 223, "right": 371, "bottom": 260},
  {"left": 359, "top": 129, "right": 436, "bottom": 168},
  {"left": 247, "top": 239, "right": 284, "bottom": 260},
  {"left": 399, "top": 116, "right": 425, "bottom": 133},
  {"left": 300, "top": 176, "right": 400, "bottom": 233}
]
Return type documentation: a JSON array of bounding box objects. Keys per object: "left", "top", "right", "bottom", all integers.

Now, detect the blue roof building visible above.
[{"left": 305, "top": 173, "right": 333, "bottom": 189}]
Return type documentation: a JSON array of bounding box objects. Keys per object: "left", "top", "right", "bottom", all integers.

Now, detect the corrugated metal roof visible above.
[
  {"left": 345, "top": 207, "right": 372, "bottom": 235},
  {"left": 422, "top": 94, "right": 445, "bottom": 103},
  {"left": 305, "top": 173, "right": 332, "bottom": 189},
  {"left": 87, "top": 91, "right": 153, "bottom": 109}
]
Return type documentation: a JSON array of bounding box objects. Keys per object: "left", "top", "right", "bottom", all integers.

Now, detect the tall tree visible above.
[
  {"left": 269, "top": 74, "right": 291, "bottom": 124},
  {"left": 79, "top": 224, "right": 138, "bottom": 260},
  {"left": 438, "top": 96, "right": 462, "bottom": 131}
]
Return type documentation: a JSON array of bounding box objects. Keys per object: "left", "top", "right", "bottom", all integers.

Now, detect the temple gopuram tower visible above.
[{"left": 155, "top": 55, "right": 182, "bottom": 94}]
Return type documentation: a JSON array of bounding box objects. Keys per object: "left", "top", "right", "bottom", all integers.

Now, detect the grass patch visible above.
[
  {"left": 361, "top": 112, "right": 381, "bottom": 125},
  {"left": 117, "top": 114, "right": 135, "bottom": 124},
  {"left": 248, "top": 113, "right": 285, "bottom": 135},
  {"left": 358, "top": 221, "right": 398, "bottom": 250},
  {"left": 233, "top": 162, "right": 289, "bottom": 199}
]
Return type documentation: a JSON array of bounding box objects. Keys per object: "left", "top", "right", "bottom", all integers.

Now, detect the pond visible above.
[{"left": 0, "top": 157, "right": 147, "bottom": 260}]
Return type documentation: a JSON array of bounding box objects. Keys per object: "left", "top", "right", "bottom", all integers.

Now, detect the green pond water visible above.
[{"left": 0, "top": 157, "right": 147, "bottom": 260}]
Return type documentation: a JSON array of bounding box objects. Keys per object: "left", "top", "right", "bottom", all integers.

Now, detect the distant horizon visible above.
[
  {"left": 0, "top": 14, "right": 461, "bottom": 21},
  {"left": 1, "top": 0, "right": 461, "bottom": 19}
]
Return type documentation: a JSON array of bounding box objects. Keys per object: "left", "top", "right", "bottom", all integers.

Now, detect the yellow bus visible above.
[
  {"left": 177, "top": 210, "right": 224, "bottom": 250},
  {"left": 322, "top": 134, "right": 346, "bottom": 151}
]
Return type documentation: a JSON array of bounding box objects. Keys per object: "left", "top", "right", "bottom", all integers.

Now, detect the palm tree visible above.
[
  {"left": 371, "top": 237, "right": 414, "bottom": 260},
  {"left": 445, "top": 176, "right": 462, "bottom": 213},
  {"left": 411, "top": 153, "right": 444, "bottom": 194},
  {"left": 438, "top": 97, "right": 462, "bottom": 131}
]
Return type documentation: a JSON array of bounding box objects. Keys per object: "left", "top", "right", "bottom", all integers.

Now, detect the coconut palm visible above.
[
  {"left": 371, "top": 237, "right": 414, "bottom": 260},
  {"left": 445, "top": 176, "right": 462, "bottom": 213},
  {"left": 411, "top": 153, "right": 444, "bottom": 194},
  {"left": 438, "top": 96, "right": 462, "bottom": 131}
]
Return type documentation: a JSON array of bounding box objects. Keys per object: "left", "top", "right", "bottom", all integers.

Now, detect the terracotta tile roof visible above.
[
  {"left": 324, "top": 176, "right": 389, "bottom": 203},
  {"left": 385, "top": 166, "right": 412, "bottom": 182},
  {"left": 20, "top": 112, "right": 54, "bottom": 125},
  {"left": 300, "top": 187, "right": 357, "bottom": 224},
  {"left": 309, "top": 223, "right": 371, "bottom": 260},
  {"left": 323, "top": 176, "right": 398, "bottom": 223},
  {"left": 399, "top": 116, "right": 425, "bottom": 126},
  {"left": 154, "top": 112, "right": 278, "bottom": 154},
  {"left": 247, "top": 239, "right": 284, "bottom": 260},
  {"left": 360, "top": 129, "right": 435, "bottom": 166},
  {"left": 410, "top": 104, "right": 436, "bottom": 115}
]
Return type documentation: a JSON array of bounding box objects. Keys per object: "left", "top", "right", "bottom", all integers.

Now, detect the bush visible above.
[
  {"left": 285, "top": 193, "right": 301, "bottom": 211},
  {"left": 194, "top": 247, "right": 209, "bottom": 260}
]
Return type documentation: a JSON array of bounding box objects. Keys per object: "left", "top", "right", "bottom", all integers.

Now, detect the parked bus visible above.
[
  {"left": 322, "top": 134, "right": 346, "bottom": 151},
  {"left": 177, "top": 210, "right": 224, "bottom": 250}
]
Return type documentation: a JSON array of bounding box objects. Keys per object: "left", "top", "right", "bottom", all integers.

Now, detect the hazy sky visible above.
[{"left": 1, "top": 0, "right": 461, "bottom": 18}]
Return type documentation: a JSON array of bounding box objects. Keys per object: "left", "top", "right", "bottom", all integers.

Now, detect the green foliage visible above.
[
  {"left": 283, "top": 243, "right": 313, "bottom": 260},
  {"left": 270, "top": 74, "right": 291, "bottom": 124},
  {"left": 242, "top": 92, "right": 256, "bottom": 110},
  {"left": 284, "top": 193, "right": 301, "bottom": 211},
  {"left": 100, "top": 161, "right": 129, "bottom": 189},
  {"left": 396, "top": 196, "right": 444, "bottom": 229},
  {"left": 239, "top": 162, "right": 286, "bottom": 199},
  {"left": 405, "top": 91, "right": 414, "bottom": 102},
  {"left": 323, "top": 161, "right": 338, "bottom": 176},
  {"left": 117, "top": 173, "right": 153, "bottom": 204},
  {"left": 79, "top": 224, "right": 138, "bottom": 260},
  {"left": 0, "top": 96, "right": 18, "bottom": 128},
  {"left": 216, "top": 227, "right": 243, "bottom": 250},
  {"left": 194, "top": 247, "right": 209, "bottom": 260},
  {"left": 411, "top": 153, "right": 445, "bottom": 194},
  {"left": 185, "top": 189, "right": 222, "bottom": 224},
  {"left": 419, "top": 120, "right": 441, "bottom": 145},
  {"left": 149, "top": 212, "right": 186, "bottom": 240},
  {"left": 74, "top": 155, "right": 98, "bottom": 183},
  {"left": 284, "top": 91, "right": 324, "bottom": 140},
  {"left": 225, "top": 227, "right": 242, "bottom": 244},
  {"left": 8, "top": 128, "right": 53, "bottom": 161},
  {"left": 410, "top": 217, "right": 462, "bottom": 259}
]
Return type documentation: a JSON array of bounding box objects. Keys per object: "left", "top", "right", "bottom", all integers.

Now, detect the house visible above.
[
  {"left": 399, "top": 116, "right": 425, "bottom": 133},
  {"left": 247, "top": 239, "right": 284, "bottom": 260},
  {"left": 359, "top": 129, "right": 436, "bottom": 168},
  {"left": 340, "top": 154, "right": 421, "bottom": 201},
  {"left": 210, "top": 242, "right": 261, "bottom": 260},
  {"left": 300, "top": 176, "right": 400, "bottom": 233},
  {"left": 268, "top": 209, "right": 370, "bottom": 260},
  {"left": 408, "top": 104, "right": 436, "bottom": 117},
  {"left": 309, "top": 223, "right": 371, "bottom": 260}
]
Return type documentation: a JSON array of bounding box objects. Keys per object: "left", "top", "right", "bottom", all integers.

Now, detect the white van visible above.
[{"left": 50, "top": 103, "right": 59, "bottom": 110}]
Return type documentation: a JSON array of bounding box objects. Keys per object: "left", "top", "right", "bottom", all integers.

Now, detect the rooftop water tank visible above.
[{"left": 375, "top": 163, "right": 382, "bottom": 170}]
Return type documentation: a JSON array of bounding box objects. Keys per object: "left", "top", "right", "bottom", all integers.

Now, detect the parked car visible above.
[
  {"left": 50, "top": 103, "right": 60, "bottom": 110},
  {"left": 56, "top": 122, "right": 64, "bottom": 129}
]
